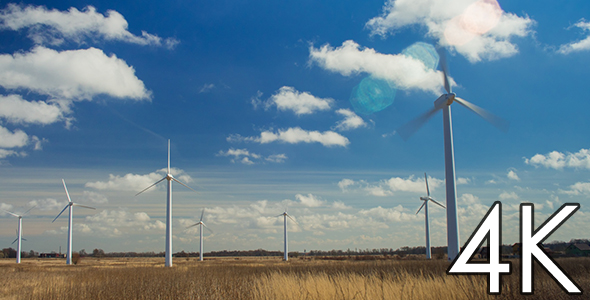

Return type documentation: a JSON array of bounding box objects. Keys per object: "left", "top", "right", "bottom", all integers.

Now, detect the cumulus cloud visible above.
[
  {"left": 337, "top": 175, "right": 443, "bottom": 196},
  {"left": 265, "top": 86, "right": 334, "bottom": 115},
  {"left": 0, "top": 4, "right": 178, "bottom": 48},
  {"left": 332, "top": 201, "right": 352, "bottom": 210},
  {"left": 499, "top": 191, "right": 519, "bottom": 200},
  {"left": 309, "top": 40, "right": 443, "bottom": 94},
  {"left": 456, "top": 177, "right": 471, "bottom": 185},
  {"left": 359, "top": 205, "right": 416, "bottom": 223},
  {"left": 560, "top": 182, "right": 590, "bottom": 196},
  {"left": 524, "top": 149, "right": 590, "bottom": 170},
  {"left": 333, "top": 109, "right": 368, "bottom": 131},
  {"left": 0, "top": 94, "right": 69, "bottom": 125},
  {"left": 0, "top": 46, "right": 150, "bottom": 101},
  {"left": 232, "top": 127, "right": 350, "bottom": 148},
  {"left": 507, "top": 169, "right": 520, "bottom": 181},
  {"left": 217, "top": 148, "right": 287, "bottom": 165},
  {"left": 365, "top": 0, "right": 534, "bottom": 62},
  {"left": 558, "top": 19, "right": 590, "bottom": 54},
  {"left": 295, "top": 193, "right": 325, "bottom": 207},
  {"left": 28, "top": 198, "right": 67, "bottom": 211},
  {"left": 85, "top": 168, "right": 192, "bottom": 192}
]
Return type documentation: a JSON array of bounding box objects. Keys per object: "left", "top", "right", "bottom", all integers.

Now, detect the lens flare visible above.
[
  {"left": 444, "top": 0, "right": 503, "bottom": 46},
  {"left": 350, "top": 76, "right": 396, "bottom": 115},
  {"left": 401, "top": 42, "right": 439, "bottom": 71}
]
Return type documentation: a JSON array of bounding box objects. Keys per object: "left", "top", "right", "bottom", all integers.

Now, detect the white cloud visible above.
[
  {"left": 558, "top": 20, "right": 590, "bottom": 54},
  {"left": 358, "top": 205, "right": 416, "bottom": 223},
  {"left": 85, "top": 168, "right": 192, "bottom": 192},
  {"left": 240, "top": 127, "right": 350, "bottom": 148},
  {"left": 217, "top": 148, "right": 287, "bottom": 164},
  {"left": 0, "top": 46, "right": 151, "bottom": 101},
  {"left": 0, "top": 149, "right": 25, "bottom": 159},
  {"left": 81, "top": 191, "right": 109, "bottom": 204},
  {"left": 560, "top": 182, "right": 590, "bottom": 196},
  {"left": 507, "top": 170, "right": 520, "bottom": 181},
  {"left": 199, "top": 83, "right": 215, "bottom": 93},
  {"left": 28, "top": 198, "right": 67, "bottom": 211},
  {"left": 0, "top": 94, "right": 68, "bottom": 125},
  {"left": 456, "top": 177, "right": 471, "bottom": 185},
  {"left": 0, "top": 126, "right": 30, "bottom": 148},
  {"left": 333, "top": 109, "right": 367, "bottom": 131},
  {"left": 295, "top": 193, "right": 325, "bottom": 207},
  {"left": 338, "top": 179, "right": 355, "bottom": 191},
  {"left": 524, "top": 149, "right": 590, "bottom": 170},
  {"left": 309, "top": 40, "right": 443, "bottom": 94},
  {"left": 265, "top": 86, "right": 333, "bottom": 115},
  {"left": 499, "top": 191, "right": 519, "bottom": 200},
  {"left": 332, "top": 201, "right": 352, "bottom": 210},
  {"left": 0, "top": 4, "right": 178, "bottom": 48},
  {"left": 385, "top": 175, "right": 442, "bottom": 193},
  {"left": 365, "top": 0, "right": 534, "bottom": 62}
]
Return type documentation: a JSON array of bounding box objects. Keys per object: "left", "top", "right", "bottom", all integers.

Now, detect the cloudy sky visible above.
[{"left": 1, "top": 0, "right": 590, "bottom": 254}]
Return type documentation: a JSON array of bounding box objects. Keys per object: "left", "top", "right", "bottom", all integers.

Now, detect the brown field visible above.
[{"left": 0, "top": 256, "right": 589, "bottom": 299}]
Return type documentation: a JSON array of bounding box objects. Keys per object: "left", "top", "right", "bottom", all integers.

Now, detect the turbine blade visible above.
[
  {"left": 454, "top": 97, "right": 510, "bottom": 132},
  {"left": 429, "top": 198, "right": 446, "bottom": 209},
  {"left": 12, "top": 237, "right": 17, "bottom": 245},
  {"left": 200, "top": 209, "right": 205, "bottom": 222},
  {"left": 416, "top": 201, "right": 426, "bottom": 214},
  {"left": 286, "top": 214, "right": 299, "bottom": 226},
  {"left": 172, "top": 177, "right": 198, "bottom": 193},
  {"left": 22, "top": 205, "right": 36, "bottom": 216},
  {"left": 397, "top": 107, "right": 440, "bottom": 141},
  {"left": 167, "top": 139, "right": 171, "bottom": 174},
  {"left": 135, "top": 177, "right": 167, "bottom": 196},
  {"left": 203, "top": 223, "right": 213, "bottom": 233},
  {"left": 275, "top": 213, "right": 285, "bottom": 218},
  {"left": 3, "top": 210, "right": 19, "bottom": 218},
  {"left": 22, "top": 237, "right": 26, "bottom": 241},
  {"left": 52, "top": 205, "right": 69, "bottom": 223},
  {"left": 73, "top": 203, "right": 96, "bottom": 210},
  {"left": 424, "top": 173, "right": 430, "bottom": 196},
  {"left": 186, "top": 223, "right": 200, "bottom": 229},
  {"left": 438, "top": 47, "right": 451, "bottom": 94},
  {"left": 62, "top": 179, "right": 73, "bottom": 203}
]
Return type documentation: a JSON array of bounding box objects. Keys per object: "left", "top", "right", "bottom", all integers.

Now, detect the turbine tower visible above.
[
  {"left": 187, "top": 209, "right": 213, "bottom": 261},
  {"left": 4, "top": 206, "right": 35, "bottom": 263},
  {"left": 276, "top": 210, "right": 298, "bottom": 261},
  {"left": 136, "top": 139, "right": 197, "bottom": 267},
  {"left": 398, "top": 49, "right": 508, "bottom": 261},
  {"left": 416, "top": 173, "right": 445, "bottom": 259},
  {"left": 53, "top": 179, "right": 96, "bottom": 265}
]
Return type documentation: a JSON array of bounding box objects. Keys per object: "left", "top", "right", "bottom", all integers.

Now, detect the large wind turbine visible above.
[
  {"left": 53, "top": 179, "right": 96, "bottom": 265},
  {"left": 276, "top": 210, "right": 298, "bottom": 261},
  {"left": 416, "top": 173, "right": 445, "bottom": 259},
  {"left": 4, "top": 206, "right": 35, "bottom": 263},
  {"left": 136, "top": 139, "right": 197, "bottom": 267},
  {"left": 186, "top": 209, "right": 213, "bottom": 261},
  {"left": 398, "top": 49, "right": 508, "bottom": 261}
]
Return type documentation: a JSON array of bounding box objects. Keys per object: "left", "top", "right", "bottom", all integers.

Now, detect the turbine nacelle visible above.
[{"left": 434, "top": 93, "right": 456, "bottom": 109}]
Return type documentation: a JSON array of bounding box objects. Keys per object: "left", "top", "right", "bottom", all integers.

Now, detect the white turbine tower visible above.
[
  {"left": 4, "top": 206, "right": 35, "bottom": 263},
  {"left": 275, "top": 210, "right": 298, "bottom": 261},
  {"left": 53, "top": 179, "right": 96, "bottom": 265},
  {"left": 399, "top": 49, "right": 508, "bottom": 261},
  {"left": 136, "top": 139, "right": 197, "bottom": 267},
  {"left": 187, "top": 209, "right": 213, "bottom": 261},
  {"left": 416, "top": 173, "right": 445, "bottom": 259}
]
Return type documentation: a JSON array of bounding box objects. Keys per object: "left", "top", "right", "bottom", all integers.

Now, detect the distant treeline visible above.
[{"left": 2, "top": 239, "right": 588, "bottom": 259}]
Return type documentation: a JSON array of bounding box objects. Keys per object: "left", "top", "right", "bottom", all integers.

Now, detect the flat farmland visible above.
[{"left": 1, "top": 256, "right": 589, "bottom": 299}]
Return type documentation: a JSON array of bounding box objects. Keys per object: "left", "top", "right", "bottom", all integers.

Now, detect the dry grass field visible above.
[{"left": 1, "top": 256, "right": 589, "bottom": 299}]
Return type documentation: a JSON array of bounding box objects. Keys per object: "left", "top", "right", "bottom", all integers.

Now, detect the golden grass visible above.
[{"left": 0, "top": 257, "right": 589, "bottom": 299}]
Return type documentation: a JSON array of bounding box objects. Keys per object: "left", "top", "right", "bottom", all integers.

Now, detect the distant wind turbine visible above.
[
  {"left": 398, "top": 49, "right": 508, "bottom": 261},
  {"left": 4, "top": 206, "right": 35, "bottom": 263},
  {"left": 187, "top": 209, "right": 213, "bottom": 261},
  {"left": 53, "top": 179, "right": 96, "bottom": 265},
  {"left": 136, "top": 139, "right": 197, "bottom": 267},
  {"left": 416, "top": 173, "right": 445, "bottom": 259},
  {"left": 275, "top": 210, "right": 299, "bottom": 261}
]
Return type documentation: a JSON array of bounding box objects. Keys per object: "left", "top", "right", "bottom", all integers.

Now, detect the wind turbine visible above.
[
  {"left": 275, "top": 210, "right": 299, "bottom": 261},
  {"left": 4, "top": 206, "right": 35, "bottom": 263},
  {"left": 186, "top": 209, "right": 213, "bottom": 261},
  {"left": 136, "top": 139, "right": 197, "bottom": 267},
  {"left": 398, "top": 49, "right": 508, "bottom": 261},
  {"left": 416, "top": 173, "right": 445, "bottom": 259},
  {"left": 53, "top": 179, "right": 96, "bottom": 265}
]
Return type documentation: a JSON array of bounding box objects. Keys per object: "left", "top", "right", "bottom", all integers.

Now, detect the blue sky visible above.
[{"left": 1, "top": 0, "right": 590, "bottom": 254}]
